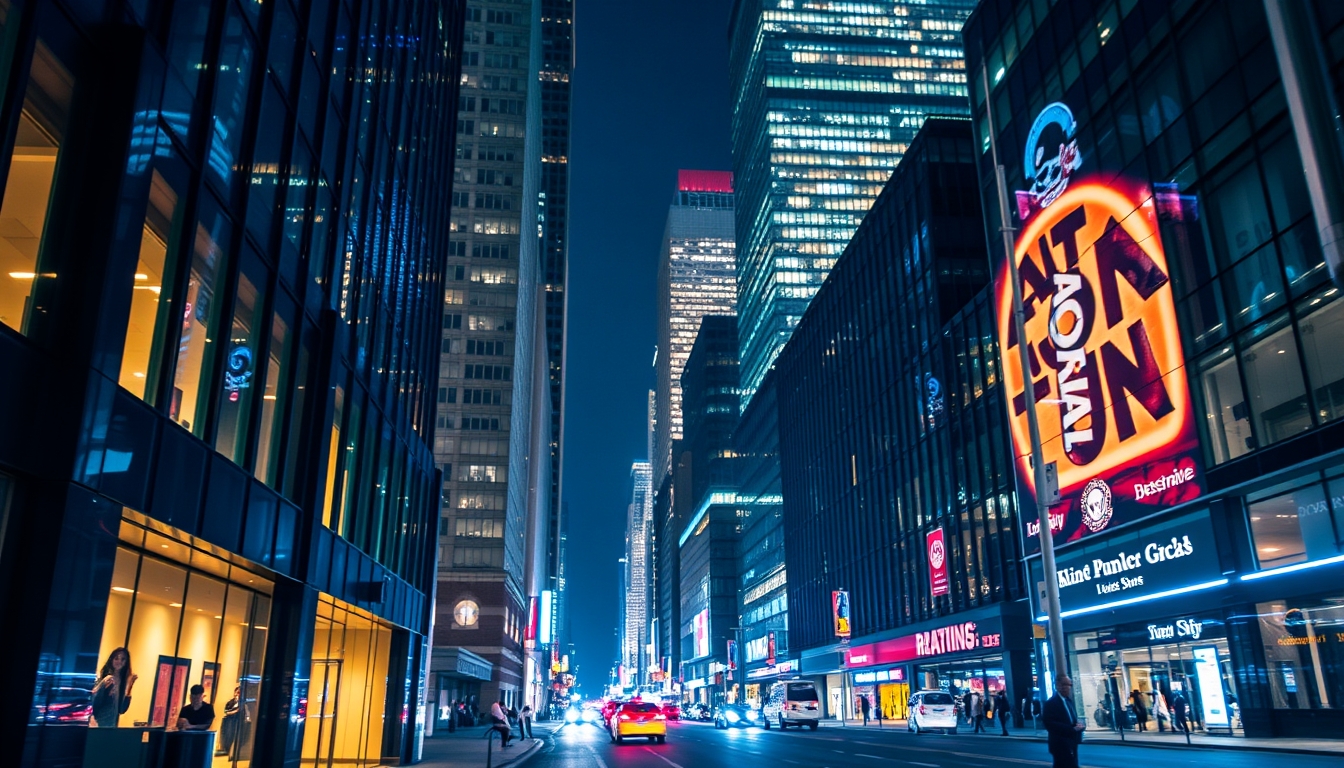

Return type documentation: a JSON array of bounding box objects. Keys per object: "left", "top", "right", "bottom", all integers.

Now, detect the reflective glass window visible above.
[
  {"left": 120, "top": 169, "right": 184, "bottom": 399},
  {"left": 1240, "top": 317, "right": 1311, "bottom": 447},
  {"left": 169, "top": 199, "right": 232, "bottom": 437},
  {"left": 1297, "top": 290, "right": 1344, "bottom": 426},
  {"left": 1197, "top": 345, "right": 1252, "bottom": 465},
  {"left": 1257, "top": 599, "right": 1344, "bottom": 711},
  {"left": 209, "top": 4, "right": 256, "bottom": 195},
  {"left": 255, "top": 295, "right": 292, "bottom": 485},
  {"left": 246, "top": 83, "right": 287, "bottom": 246},
  {"left": 215, "top": 253, "right": 269, "bottom": 464},
  {"left": 0, "top": 42, "right": 72, "bottom": 336},
  {"left": 1248, "top": 482, "right": 1337, "bottom": 569}
]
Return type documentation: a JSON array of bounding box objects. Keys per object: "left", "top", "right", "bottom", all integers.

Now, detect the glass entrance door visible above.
[{"left": 301, "top": 659, "right": 342, "bottom": 768}]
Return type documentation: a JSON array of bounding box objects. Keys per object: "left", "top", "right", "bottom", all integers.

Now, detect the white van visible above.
[{"left": 762, "top": 680, "right": 821, "bottom": 730}]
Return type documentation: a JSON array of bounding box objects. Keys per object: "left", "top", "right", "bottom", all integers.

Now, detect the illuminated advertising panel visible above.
[
  {"left": 693, "top": 609, "right": 710, "bottom": 659},
  {"left": 540, "top": 590, "right": 554, "bottom": 645},
  {"left": 832, "top": 590, "right": 851, "bottom": 638},
  {"left": 927, "top": 528, "right": 949, "bottom": 597},
  {"left": 996, "top": 102, "right": 1204, "bottom": 552}
]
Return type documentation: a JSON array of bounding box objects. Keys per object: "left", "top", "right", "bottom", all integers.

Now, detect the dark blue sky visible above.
[{"left": 562, "top": 0, "right": 733, "bottom": 691}]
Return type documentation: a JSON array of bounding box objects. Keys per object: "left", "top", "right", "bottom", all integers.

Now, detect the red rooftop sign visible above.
[{"left": 678, "top": 169, "right": 733, "bottom": 193}]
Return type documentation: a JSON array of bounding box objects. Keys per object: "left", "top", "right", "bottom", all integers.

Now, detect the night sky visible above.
[{"left": 562, "top": 0, "right": 733, "bottom": 693}]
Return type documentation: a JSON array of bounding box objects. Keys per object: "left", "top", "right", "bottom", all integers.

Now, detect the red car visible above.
[
  {"left": 601, "top": 698, "right": 625, "bottom": 726},
  {"left": 660, "top": 701, "right": 681, "bottom": 721}
]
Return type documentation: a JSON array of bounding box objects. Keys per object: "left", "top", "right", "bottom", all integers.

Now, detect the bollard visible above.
[{"left": 483, "top": 726, "right": 503, "bottom": 768}]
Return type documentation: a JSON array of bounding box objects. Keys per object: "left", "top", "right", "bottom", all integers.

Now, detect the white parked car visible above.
[
  {"left": 908, "top": 690, "right": 958, "bottom": 735},
  {"left": 762, "top": 680, "right": 820, "bottom": 730}
]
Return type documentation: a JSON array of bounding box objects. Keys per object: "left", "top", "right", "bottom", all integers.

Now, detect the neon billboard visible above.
[{"left": 996, "top": 102, "right": 1204, "bottom": 552}]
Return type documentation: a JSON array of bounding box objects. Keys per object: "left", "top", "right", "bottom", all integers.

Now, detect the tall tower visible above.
[
  {"left": 539, "top": 0, "right": 574, "bottom": 654},
  {"left": 653, "top": 172, "right": 737, "bottom": 481},
  {"left": 433, "top": 0, "right": 552, "bottom": 711},
  {"left": 624, "top": 461, "right": 654, "bottom": 685},
  {"left": 728, "top": 0, "right": 978, "bottom": 402}
]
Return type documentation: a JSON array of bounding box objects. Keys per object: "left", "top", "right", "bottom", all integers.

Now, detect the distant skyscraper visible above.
[
  {"left": 434, "top": 0, "right": 556, "bottom": 711},
  {"left": 623, "top": 461, "right": 654, "bottom": 684},
  {"left": 728, "top": 0, "right": 978, "bottom": 402},
  {"left": 653, "top": 171, "right": 737, "bottom": 479}
]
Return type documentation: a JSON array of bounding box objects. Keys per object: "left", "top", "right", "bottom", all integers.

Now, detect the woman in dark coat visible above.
[
  {"left": 1129, "top": 689, "right": 1149, "bottom": 732},
  {"left": 91, "top": 647, "right": 138, "bottom": 727}
]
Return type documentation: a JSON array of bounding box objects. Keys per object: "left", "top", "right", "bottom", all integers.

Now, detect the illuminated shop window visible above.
[
  {"left": 215, "top": 260, "right": 268, "bottom": 465},
  {"left": 169, "top": 200, "right": 232, "bottom": 437},
  {"left": 0, "top": 42, "right": 72, "bottom": 336}
]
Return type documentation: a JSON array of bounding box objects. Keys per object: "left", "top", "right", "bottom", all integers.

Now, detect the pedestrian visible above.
[
  {"left": 1153, "top": 690, "right": 1169, "bottom": 732},
  {"left": 972, "top": 692, "right": 985, "bottom": 734},
  {"left": 1043, "top": 675, "right": 1085, "bottom": 768},
  {"left": 1129, "top": 690, "right": 1148, "bottom": 732},
  {"left": 490, "top": 699, "right": 512, "bottom": 747},
  {"left": 995, "top": 690, "right": 1010, "bottom": 736},
  {"left": 218, "top": 686, "right": 243, "bottom": 754},
  {"left": 1171, "top": 691, "right": 1189, "bottom": 734},
  {"left": 962, "top": 690, "right": 974, "bottom": 726},
  {"left": 520, "top": 705, "right": 533, "bottom": 739},
  {"left": 91, "top": 647, "right": 138, "bottom": 728},
  {"left": 859, "top": 694, "right": 871, "bottom": 725},
  {"left": 1032, "top": 694, "right": 1043, "bottom": 728}
]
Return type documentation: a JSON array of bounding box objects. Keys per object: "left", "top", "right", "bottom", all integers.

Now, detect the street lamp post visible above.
[{"left": 981, "top": 63, "right": 1068, "bottom": 678}]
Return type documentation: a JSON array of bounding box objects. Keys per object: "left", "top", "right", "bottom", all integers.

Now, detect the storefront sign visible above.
[
  {"left": 845, "top": 617, "right": 1004, "bottom": 668},
  {"left": 998, "top": 102, "right": 1204, "bottom": 554},
  {"left": 1049, "top": 511, "right": 1223, "bottom": 617},
  {"left": 833, "top": 590, "right": 851, "bottom": 638},
  {"left": 1146, "top": 618, "right": 1205, "bottom": 642},
  {"left": 853, "top": 667, "right": 906, "bottom": 685},
  {"left": 746, "top": 659, "right": 795, "bottom": 680},
  {"left": 693, "top": 609, "right": 710, "bottom": 658},
  {"left": 927, "top": 528, "right": 950, "bottom": 597}
]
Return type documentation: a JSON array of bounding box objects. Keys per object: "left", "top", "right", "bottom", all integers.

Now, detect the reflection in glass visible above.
[
  {"left": 120, "top": 170, "right": 181, "bottom": 398},
  {"left": 170, "top": 202, "right": 231, "bottom": 436},
  {"left": 1298, "top": 292, "right": 1344, "bottom": 426},
  {"left": 255, "top": 300, "right": 292, "bottom": 484},
  {"left": 216, "top": 265, "right": 267, "bottom": 464},
  {"left": 1240, "top": 320, "right": 1310, "bottom": 446},
  {"left": 1198, "top": 346, "right": 1252, "bottom": 464}
]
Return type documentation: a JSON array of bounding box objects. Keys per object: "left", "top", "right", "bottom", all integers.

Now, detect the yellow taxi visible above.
[{"left": 608, "top": 700, "right": 667, "bottom": 744}]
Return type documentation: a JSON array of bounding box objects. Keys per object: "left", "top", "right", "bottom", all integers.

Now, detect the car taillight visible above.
[
  {"left": 919, "top": 705, "right": 927, "bottom": 715},
  {"left": 655, "top": 714, "right": 666, "bottom": 720},
  {"left": 620, "top": 714, "right": 632, "bottom": 721}
]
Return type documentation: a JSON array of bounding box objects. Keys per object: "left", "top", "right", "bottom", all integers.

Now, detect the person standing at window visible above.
[
  {"left": 217, "top": 686, "right": 242, "bottom": 755},
  {"left": 177, "top": 685, "right": 216, "bottom": 731},
  {"left": 91, "top": 648, "right": 137, "bottom": 727}
]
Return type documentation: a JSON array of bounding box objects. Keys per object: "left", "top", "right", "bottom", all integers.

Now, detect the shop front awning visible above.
[{"left": 431, "top": 647, "right": 494, "bottom": 682}]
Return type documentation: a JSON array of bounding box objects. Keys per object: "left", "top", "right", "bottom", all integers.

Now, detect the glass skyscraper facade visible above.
[
  {"left": 654, "top": 171, "right": 737, "bottom": 481},
  {"left": 432, "top": 0, "right": 554, "bottom": 713},
  {"left": 728, "top": 0, "right": 979, "bottom": 403},
  {"left": 623, "top": 461, "right": 653, "bottom": 685},
  {"left": 0, "top": 0, "right": 465, "bottom": 766}
]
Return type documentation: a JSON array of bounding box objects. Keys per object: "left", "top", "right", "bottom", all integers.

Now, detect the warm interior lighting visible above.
[
  {"left": 1260, "top": 547, "right": 1281, "bottom": 553},
  {"left": 133, "top": 372, "right": 146, "bottom": 378},
  {"left": 135, "top": 273, "right": 148, "bottom": 280},
  {"left": 111, "top": 586, "right": 134, "bottom": 593},
  {"left": 169, "top": 602, "right": 182, "bottom": 608}
]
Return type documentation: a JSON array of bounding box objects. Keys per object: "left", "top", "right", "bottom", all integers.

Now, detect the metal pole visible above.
[{"left": 981, "top": 63, "right": 1068, "bottom": 675}]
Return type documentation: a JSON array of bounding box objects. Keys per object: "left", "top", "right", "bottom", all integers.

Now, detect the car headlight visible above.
[
  {"left": 565, "top": 709, "right": 580, "bottom": 723},
  {"left": 726, "top": 711, "right": 740, "bottom": 723},
  {"left": 747, "top": 710, "right": 758, "bottom": 720}
]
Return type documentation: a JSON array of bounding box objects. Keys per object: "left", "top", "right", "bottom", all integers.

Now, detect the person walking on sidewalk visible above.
[
  {"left": 490, "top": 699, "right": 513, "bottom": 748},
  {"left": 859, "top": 694, "right": 871, "bottom": 725},
  {"left": 995, "top": 690, "right": 1010, "bottom": 736},
  {"left": 520, "top": 705, "right": 533, "bottom": 739},
  {"left": 1044, "top": 675, "right": 1084, "bottom": 768},
  {"left": 1170, "top": 691, "right": 1189, "bottom": 734},
  {"left": 972, "top": 692, "right": 986, "bottom": 734},
  {"left": 1129, "top": 690, "right": 1148, "bottom": 732}
]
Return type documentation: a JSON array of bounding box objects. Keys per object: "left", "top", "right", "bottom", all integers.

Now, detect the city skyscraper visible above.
[
  {"left": 728, "top": 0, "right": 979, "bottom": 402},
  {"left": 653, "top": 171, "right": 737, "bottom": 480},
  {"left": 432, "top": 0, "right": 557, "bottom": 712},
  {"left": 623, "top": 461, "right": 654, "bottom": 684},
  {"left": 0, "top": 1, "right": 467, "bottom": 765},
  {"left": 539, "top": 0, "right": 575, "bottom": 654}
]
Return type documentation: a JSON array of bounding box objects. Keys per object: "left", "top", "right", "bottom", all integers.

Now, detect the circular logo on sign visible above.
[
  {"left": 929, "top": 538, "right": 945, "bottom": 569},
  {"left": 1080, "top": 478, "right": 1114, "bottom": 532},
  {"left": 1024, "top": 102, "right": 1083, "bottom": 209}
]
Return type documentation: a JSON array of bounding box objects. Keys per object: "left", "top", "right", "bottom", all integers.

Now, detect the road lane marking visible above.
[
  {"left": 855, "top": 754, "right": 884, "bottom": 759},
  {"left": 585, "top": 745, "right": 608, "bottom": 768},
  {"left": 909, "top": 763, "right": 939, "bottom": 767},
  {"left": 643, "top": 747, "right": 685, "bottom": 768}
]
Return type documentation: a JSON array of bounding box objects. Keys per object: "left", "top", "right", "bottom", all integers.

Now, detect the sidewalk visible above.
[
  {"left": 821, "top": 718, "right": 1344, "bottom": 756},
  {"left": 420, "top": 720, "right": 561, "bottom": 768}
]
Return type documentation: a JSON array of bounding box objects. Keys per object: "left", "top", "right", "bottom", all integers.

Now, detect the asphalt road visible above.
[{"left": 527, "top": 719, "right": 1337, "bottom": 768}]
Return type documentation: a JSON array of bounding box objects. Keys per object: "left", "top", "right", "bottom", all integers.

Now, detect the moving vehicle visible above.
[
  {"left": 609, "top": 701, "right": 667, "bottom": 744},
  {"left": 660, "top": 699, "right": 681, "bottom": 721},
  {"left": 713, "top": 703, "right": 762, "bottom": 729},
  {"left": 762, "top": 680, "right": 820, "bottom": 730},
  {"left": 908, "top": 690, "right": 958, "bottom": 735},
  {"left": 684, "top": 702, "right": 712, "bottom": 721}
]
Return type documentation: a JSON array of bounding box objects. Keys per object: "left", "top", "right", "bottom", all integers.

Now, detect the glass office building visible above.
[
  {"left": 728, "top": 0, "right": 980, "bottom": 404},
  {"left": 653, "top": 171, "right": 737, "bottom": 482},
  {"left": 676, "top": 316, "right": 743, "bottom": 705},
  {"left": 967, "top": 0, "right": 1344, "bottom": 739},
  {"left": 623, "top": 461, "right": 653, "bottom": 685},
  {"left": 0, "top": 0, "right": 465, "bottom": 766},
  {"left": 774, "top": 118, "right": 1035, "bottom": 722}
]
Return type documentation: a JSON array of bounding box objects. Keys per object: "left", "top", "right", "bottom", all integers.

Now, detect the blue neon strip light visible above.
[
  {"left": 1241, "top": 553, "right": 1344, "bottom": 581},
  {"left": 1034, "top": 578, "right": 1229, "bottom": 622}
]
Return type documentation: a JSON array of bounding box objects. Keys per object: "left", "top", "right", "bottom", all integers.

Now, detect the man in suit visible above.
[{"left": 1043, "top": 674, "right": 1085, "bottom": 768}]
